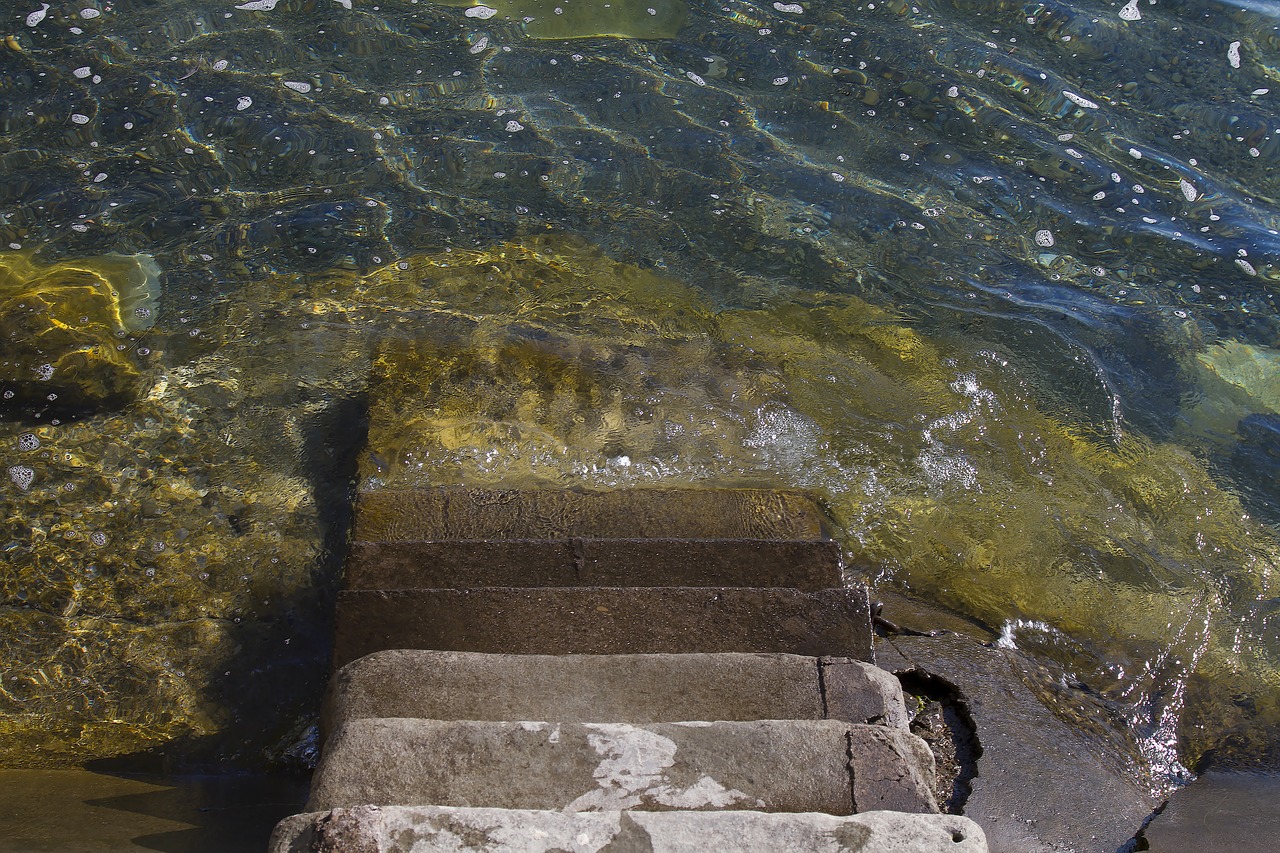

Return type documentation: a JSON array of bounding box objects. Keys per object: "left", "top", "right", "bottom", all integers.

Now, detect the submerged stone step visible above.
[
  {"left": 322, "top": 650, "right": 907, "bottom": 738},
  {"left": 332, "top": 586, "right": 872, "bottom": 667},
  {"left": 271, "top": 806, "right": 989, "bottom": 853},
  {"left": 344, "top": 537, "right": 843, "bottom": 590},
  {"left": 306, "top": 719, "right": 938, "bottom": 815},
  {"left": 352, "top": 487, "right": 833, "bottom": 542}
]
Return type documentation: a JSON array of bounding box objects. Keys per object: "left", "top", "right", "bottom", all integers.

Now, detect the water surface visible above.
[{"left": 3, "top": 0, "right": 1280, "bottom": 790}]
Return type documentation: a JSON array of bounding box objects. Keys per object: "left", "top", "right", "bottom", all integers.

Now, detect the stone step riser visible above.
[
  {"left": 352, "top": 487, "right": 832, "bottom": 542},
  {"left": 345, "top": 538, "right": 843, "bottom": 590},
  {"left": 270, "top": 806, "right": 989, "bottom": 853},
  {"left": 322, "top": 651, "right": 907, "bottom": 743},
  {"left": 332, "top": 587, "right": 872, "bottom": 668},
  {"left": 306, "top": 719, "right": 938, "bottom": 816}
]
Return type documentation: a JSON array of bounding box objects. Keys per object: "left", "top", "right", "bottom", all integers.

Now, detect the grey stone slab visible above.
[
  {"left": 1140, "top": 770, "right": 1280, "bottom": 852},
  {"left": 882, "top": 631, "right": 1158, "bottom": 853},
  {"left": 823, "top": 657, "right": 911, "bottom": 728},
  {"left": 848, "top": 726, "right": 939, "bottom": 815},
  {"left": 352, "top": 487, "right": 831, "bottom": 541},
  {"left": 345, "top": 537, "right": 842, "bottom": 590},
  {"left": 322, "top": 651, "right": 828, "bottom": 738},
  {"left": 272, "top": 806, "right": 990, "bottom": 853},
  {"left": 332, "top": 586, "right": 872, "bottom": 667},
  {"left": 306, "top": 719, "right": 858, "bottom": 814}
]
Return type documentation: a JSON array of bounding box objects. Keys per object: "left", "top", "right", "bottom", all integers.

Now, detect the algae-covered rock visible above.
[
  {"left": 1196, "top": 340, "right": 1280, "bottom": 413},
  {"left": 445, "top": 0, "right": 688, "bottom": 39},
  {"left": 0, "top": 250, "right": 160, "bottom": 415}
]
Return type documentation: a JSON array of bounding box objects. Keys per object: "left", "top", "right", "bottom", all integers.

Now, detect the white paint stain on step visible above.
[{"left": 564, "top": 724, "right": 763, "bottom": 812}]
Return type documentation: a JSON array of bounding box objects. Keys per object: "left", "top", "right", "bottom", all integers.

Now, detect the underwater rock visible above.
[
  {"left": 0, "top": 250, "right": 160, "bottom": 416},
  {"left": 444, "top": 0, "right": 688, "bottom": 39},
  {"left": 1196, "top": 341, "right": 1280, "bottom": 414}
]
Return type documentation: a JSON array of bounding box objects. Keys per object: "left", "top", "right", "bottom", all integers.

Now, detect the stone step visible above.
[
  {"left": 352, "top": 487, "right": 832, "bottom": 541},
  {"left": 271, "top": 806, "right": 989, "bottom": 853},
  {"left": 322, "top": 651, "right": 908, "bottom": 739},
  {"left": 306, "top": 719, "right": 938, "bottom": 815},
  {"left": 332, "top": 586, "right": 872, "bottom": 668},
  {"left": 344, "top": 538, "right": 843, "bottom": 590}
]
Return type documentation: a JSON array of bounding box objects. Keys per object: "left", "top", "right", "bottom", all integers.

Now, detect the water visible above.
[{"left": 2, "top": 0, "right": 1280, "bottom": 793}]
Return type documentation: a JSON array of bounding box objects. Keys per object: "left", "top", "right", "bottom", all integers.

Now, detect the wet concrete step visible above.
[
  {"left": 305, "top": 719, "right": 939, "bottom": 815},
  {"left": 271, "top": 806, "right": 988, "bottom": 853},
  {"left": 332, "top": 586, "right": 872, "bottom": 668},
  {"left": 344, "top": 538, "right": 843, "bottom": 590},
  {"left": 352, "top": 487, "right": 833, "bottom": 541},
  {"left": 322, "top": 651, "right": 907, "bottom": 739}
]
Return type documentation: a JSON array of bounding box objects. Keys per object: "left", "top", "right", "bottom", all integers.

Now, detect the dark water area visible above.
[
  {"left": 0, "top": 769, "right": 308, "bottom": 851},
  {"left": 2, "top": 0, "right": 1280, "bottom": 803}
]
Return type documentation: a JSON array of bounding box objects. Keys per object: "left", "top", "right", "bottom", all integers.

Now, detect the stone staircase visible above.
[{"left": 270, "top": 488, "right": 988, "bottom": 852}]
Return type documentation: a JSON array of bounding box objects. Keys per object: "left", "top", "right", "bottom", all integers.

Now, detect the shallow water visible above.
[{"left": 2, "top": 0, "right": 1280, "bottom": 789}]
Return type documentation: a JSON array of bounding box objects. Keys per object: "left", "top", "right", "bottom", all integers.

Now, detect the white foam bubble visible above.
[
  {"left": 1062, "top": 90, "right": 1098, "bottom": 109},
  {"left": 1119, "top": 0, "right": 1140, "bottom": 20},
  {"left": 26, "top": 4, "right": 49, "bottom": 26},
  {"left": 1034, "top": 229, "right": 1055, "bottom": 247},
  {"left": 283, "top": 81, "right": 312, "bottom": 93},
  {"left": 8, "top": 466, "right": 34, "bottom": 491},
  {"left": 466, "top": 5, "right": 498, "bottom": 18},
  {"left": 1179, "top": 179, "right": 1197, "bottom": 202},
  {"left": 1228, "top": 41, "right": 1242, "bottom": 69}
]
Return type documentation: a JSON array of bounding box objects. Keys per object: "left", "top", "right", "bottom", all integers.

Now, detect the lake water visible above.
[{"left": 2, "top": 0, "right": 1279, "bottom": 792}]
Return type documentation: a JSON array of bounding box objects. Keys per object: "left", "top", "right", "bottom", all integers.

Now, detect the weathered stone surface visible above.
[
  {"left": 353, "top": 487, "right": 831, "bottom": 542},
  {"left": 322, "top": 651, "right": 829, "bottom": 737},
  {"left": 307, "top": 718, "right": 860, "bottom": 814},
  {"left": 345, "top": 537, "right": 843, "bottom": 590},
  {"left": 272, "top": 806, "right": 989, "bottom": 853},
  {"left": 848, "top": 726, "right": 939, "bottom": 814},
  {"left": 877, "top": 627, "right": 1158, "bottom": 852},
  {"left": 823, "top": 657, "right": 910, "bottom": 728},
  {"left": 332, "top": 586, "right": 872, "bottom": 666},
  {"left": 1140, "top": 770, "right": 1280, "bottom": 852}
]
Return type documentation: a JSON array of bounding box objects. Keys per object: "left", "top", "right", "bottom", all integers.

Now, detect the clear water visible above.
[{"left": 2, "top": 0, "right": 1280, "bottom": 788}]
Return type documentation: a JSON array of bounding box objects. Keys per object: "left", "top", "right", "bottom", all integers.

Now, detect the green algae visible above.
[
  {"left": 440, "top": 0, "right": 688, "bottom": 39},
  {"left": 0, "top": 250, "right": 160, "bottom": 414}
]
